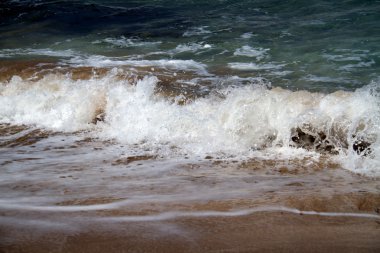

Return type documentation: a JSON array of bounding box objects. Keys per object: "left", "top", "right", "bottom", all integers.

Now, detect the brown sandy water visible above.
[
  {"left": 0, "top": 63, "right": 380, "bottom": 252},
  {"left": 0, "top": 59, "right": 270, "bottom": 106},
  {"left": 0, "top": 123, "right": 379, "bottom": 252},
  {"left": 0, "top": 60, "right": 214, "bottom": 99}
]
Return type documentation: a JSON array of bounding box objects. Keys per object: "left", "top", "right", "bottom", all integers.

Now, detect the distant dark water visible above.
[{"left": 1, "top": 0, "right": 379, "bottom": 91}]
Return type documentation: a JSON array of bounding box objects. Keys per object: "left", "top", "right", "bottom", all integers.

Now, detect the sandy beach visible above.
[
  {"left": 1, "top": 143, "right": 379, "bottom": 252},
  {"left": 1, "top": 203, "right": 380, "bottom": 253}
]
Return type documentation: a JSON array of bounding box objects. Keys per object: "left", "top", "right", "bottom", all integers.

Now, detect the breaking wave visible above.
[{"left": 0, "top": 70, "right": 379, "bottom": 175}]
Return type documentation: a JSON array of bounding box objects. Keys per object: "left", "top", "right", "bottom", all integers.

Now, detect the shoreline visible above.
[{"left": 1, "top": 209, "right": 379, "bottom": 253}]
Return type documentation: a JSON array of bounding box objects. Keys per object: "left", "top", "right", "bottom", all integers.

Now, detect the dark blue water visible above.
[{"left": 1, "top": 0, "right": 379, "bottom": 91}]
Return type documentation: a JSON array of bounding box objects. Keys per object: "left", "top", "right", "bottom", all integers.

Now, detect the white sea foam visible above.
[
  {"left": 100, "top": 207, "right": 380, "bottom": 222},
  {"left": 171, "top": 42, "right": 212, "bottom": 54},
  {"left": 92, "top": 36, "right": 161, "bottom": 48},
  {"left": 338, "top": 60, "right": 375, "bottom": 72},
  {"left": 0, "top": 48, "right": 208, "bottom": 74},
  {"left": 302, "top": 75, "right": 354, "bottom": 84},
  {"left": 323, "top": 49, "right": 370, "bottom": 62},
  {"left": 0, "top": 71, "right": 379, "bottom": 175},
  {"left": 324, "top": 55, "right": 363, "bottom": 62},
  {"left": 269, "top": 70, "right": 293, "bottom": 76},
  {"left": 241, "top": 32, "right": 255, "bottom": 39},
  {"left": 66, "top": 55, "right": 209, "bottom": 74},
  {"left": 183, "top": 26, "right": 212, "bottom": 37},
  {"left": 233, "top": 46, "right": 269, "bottom": 60},
  {"left": 228, "top": 62, "right": 285, "bottom": 70},
  {"left": 1, "top": 199, "right": 379, "bottom": 220},
  {"left": 0, "top": 74, "right": 110, "bottom": 131},
  {"left": 0, "top": 48, "right": 78, "bottom": 58},
  {"left": 322, "top": 49, "right": 376, "bottom": 72}
]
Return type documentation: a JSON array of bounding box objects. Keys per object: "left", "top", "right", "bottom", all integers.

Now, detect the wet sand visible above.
[
  {"left": 1, "top": 125, "right": 380, "bottom": 253},
  {"left": 1, "top": 208, "right": 380, "bottom": 253},
  {"left": 1, "top": 151, "right": 379, "bottom": 253}
]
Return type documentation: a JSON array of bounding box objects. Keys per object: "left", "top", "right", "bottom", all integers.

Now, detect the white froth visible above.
[
  {"left": 0, "top": 72, "right": 379, "bottom": 175},
  {"left": 92, "top": 36, "right": 161, "bottom": 48},
  {"left": 338, "top": 60, "right": 375, "bottom": 72},
  {"left": 171, "top": 43, "right": 212, "bottom": 54},
  {"left": 302, "top": 75, "right": 354, "bottom": 84},
  {"left": 228, "top": 62, "right": 285, "bottom": 70},
  {"left": 323, "top": 49, "right": 370, "bottom": 62},
  {"left": 336, "top": 82, "right": 380, "bottom": 175},
  {"left": 0, "top": 49, "right": 209, "bottom": 75},
  {"left": 233, "top": 46, "right": 269, "bottom": 60},
  {"left": 241, "top": 32, "right": 254, "bottom": 39},
  {"left": 67, "top": 55, "right": 209, "bottom": 75},
  {"left": 0, "top": 48, "right": 78, "bottom": 58},
  {"left": 0, "top": 74, "right": 111, "bottom": 131},
  {"left": 322, "top": 49, "right": 376, "bottom": 72},
  {"left": 183, "top": 26, "right": 212, "bottom": 37}
]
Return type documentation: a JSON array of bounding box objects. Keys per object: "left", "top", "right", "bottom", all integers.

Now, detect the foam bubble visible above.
[
  {"left": 171, "top": 43, "right": 212, "bottom": 54},
  {"left": 92, "top": 36, "right": 161, "bottom": 48},
  {"left": 0, "top": 73, "right": 111, "bottom": 131},
  {"left": 338, "top": 60, "right": 375, "bottom": 72},
  {"left": 233, "top": 46, "right": 269, "bottom": 60},
  {"left": 183, "top": 26, "right": 212, "bottom": 37},
  {"left": 228, "top": 62, "right": 285, "bottom": 70},
  {"left": 241, "top": 32, "right": 254, "bottom": 39},
  {"left": 100, "top": 77, "right": 380, "bottom": 176},
  {"left": 302, "top": 75, "right": 355, "bottom": 84},
  {"left": 66, "top": 55, "right": 209, "bottom": 74},
  {"left": 0, "top": 48, "right": 78, "bottom": 58}
]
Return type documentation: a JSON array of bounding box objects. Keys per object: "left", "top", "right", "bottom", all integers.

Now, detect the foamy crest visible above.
[
  {"left": 0, "top": 74, "right": 112, "bottom": 131},
  {"left": 100, "top": 77, "right": 380, "bottom": 175},
  {"left": 0, "top": 48, "right": 78, "bottom": 58},
  {"left": 302, "top": 75, "right": 354, "bottom": 84},
  {"left": 336, "top": 82, "right": 380, "bottom": 175},
  {"left": 183, "top": 26, "right": 212, "bottom": 37},
  {"left": 171, "top": 43, "right": 212, "bottom": 54},
  {"left": 0, "top": 72, "right": 379, "bottom": 175},
  {"left": 322, "top": 49, "right": 376, "bottom": 72},
  {"left": 338, "top": 60, "right": 375, "bottom": 72},
  {"left": 92, "top": 36, "right": 161, "bottom": 48},
  {"left": 228, "top": 62, "right": 285, "bottom": 70},
  {"left": 233, "top": 46, "right": 269, "bottom": 60},
  {"left": 67, "top": 55, "right": 209, "bottom": 74},
  {"left": 241, "top": 32, "right": 254, "bottom": 39}
]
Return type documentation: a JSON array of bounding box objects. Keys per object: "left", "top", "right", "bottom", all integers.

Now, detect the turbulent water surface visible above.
[{"left": 0, "top": 0, "right": 380, "bottom": 246}]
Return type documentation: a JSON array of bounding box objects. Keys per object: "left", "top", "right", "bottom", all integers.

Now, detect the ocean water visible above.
[{"left": 0, "top": 0, "right": 380, "bottom": 239}]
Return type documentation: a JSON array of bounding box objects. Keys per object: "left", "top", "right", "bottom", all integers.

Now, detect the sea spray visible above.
[{"left": 1, "top": 71, "right": 379, "bottom": 175}]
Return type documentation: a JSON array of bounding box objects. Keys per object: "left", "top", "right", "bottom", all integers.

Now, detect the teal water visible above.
[{"left": 1, "top": 0, "right": 379, "bottom": 91}]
